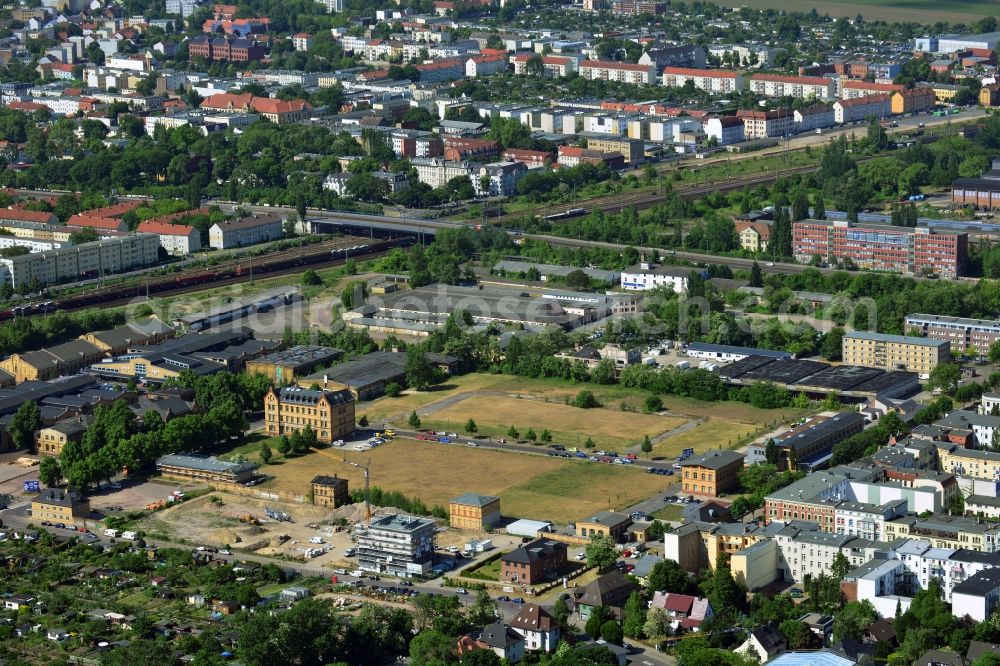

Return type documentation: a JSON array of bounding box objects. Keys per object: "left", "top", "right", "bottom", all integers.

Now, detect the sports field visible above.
[
  {"left": 717, "top": 0, "right": 990, "bottom": 23},
  {"left": 252, "top": 438, "right": 665, "bottom": 524}
]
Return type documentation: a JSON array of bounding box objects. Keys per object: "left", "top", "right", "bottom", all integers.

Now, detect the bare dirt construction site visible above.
[{"left": 136, "top": 492, "right": 366, "bottom": 567}]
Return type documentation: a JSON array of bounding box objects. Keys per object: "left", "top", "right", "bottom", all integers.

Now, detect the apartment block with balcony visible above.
[
  {"left": 904, "top": 314, "right": 1000, "bottom": 355},
  {"left": 356, "top": 513, "right": 436, "bottom": 578},
  {"left": 842, "top": 331, "right": 950, "bottom": 374}
]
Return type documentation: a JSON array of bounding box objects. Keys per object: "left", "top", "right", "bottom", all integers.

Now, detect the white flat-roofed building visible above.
[
  {"left": 621, "top": 263, "right": 708, "bottom": 292},
  {"left": 0, "top": 234, "right": 159, "bottom": 290}
]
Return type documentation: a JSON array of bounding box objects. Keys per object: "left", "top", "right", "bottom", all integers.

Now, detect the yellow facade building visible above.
[
  {"left": 841, "top": 331, "right": 950, "bottom": 374},
  {"left": 449, "top": 493, "right": 501, "bottom": 530},
  {"left": 31, "top": 489, "right": 90, "bottom": 523},
  {"left": 263, "top": 386, "right": 356, "bottom": 444}
]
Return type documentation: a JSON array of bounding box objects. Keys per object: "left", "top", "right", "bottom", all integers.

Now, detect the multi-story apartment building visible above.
[
  {"left": 579, "top": 60, "right": 656, "bottom": 86},
  {"left": 833, "top": 94, "right": 891, "bottom": 124},
  {"left": 680, "top": 449, "right": 744, "bottom": 497},
  {"left": 792, "top": 219, "right": 968, "bottom": 278},
  {"left": 708, "top": 44, "right": 784, "bottom": 68},
  {"left": 585, "top": 136, "right": 643, "bottom": 163},
  {"left": 749, "top": 74, "right": 836, "bottom": 100},
  {"left": 263, "top": 386, "right": 356, "bottom": 444},
  {"left": 510, "top": 54, "right": 577, "bottom": 78},
  {"left": 747, "top": 412, "right": 866, "bottom": 470},
  {"left": 465, "top": 54, "right": 508, "bottom": 78},
  {"left": 904, "top": 314, "right": 1000, "bottom": 355},
  {"left": 637, "top": 45, "right": 706, "bottom": 70},
  {"left": 475, "top": 162, "right": 527, "bottom": 197},
  {"left": 883, "top": 514, "right": 1000, "bottom": 553},
  {"left": 839, "top": 80, "right": 904, "bottom": 99},
  {"left": 939, "top": 444, "right": 1000, "bottom": 481},
  {"left": 661, "top": 67, "right": 744, "bottom": 93},
  {"left": 410, "top": 157, "right": 479, "bottom": 189},
  {"left": 892, "top": 87, "right": 936, "bottom": 114},
  {"left": 188, "top": 36, "right": 266, "bottom": 62},
  {"left": 793, "top": 104, "right": 835, "bottom": 132},
  {"left": 834, "top": 499, "right": 907, "bottom": 541},
  {"left": 737, "top": 107, "right": 793, "bottom": 139},
  {"left": 735, "top": 220, "right": 771, "bottom": 252},
  {"left": 357, "top": 513, "right": 436, "bottom": 578},
  {"left": 703, "top": 115, "right": 745, "bottom": 145},
  {"left": 208, "top": 214, "right": 283, "bottom": 249},
  {"left": 842, "top": 331, "right": 950, "bottom": 374},
  {"left": 0, "top": 234, "right": 159, "bottom": 290},
  {"left": 31, "top": 489, "right": 90, "bottom": 523},
  {"left": 136, "top": 220, "right": 201, "bottom": 256},
  {"left": 935, "top": 411, "right": 1000, "bottom": 450}
]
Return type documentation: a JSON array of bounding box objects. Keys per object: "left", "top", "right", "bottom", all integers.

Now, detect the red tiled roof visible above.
[
  {"left": 7, "top": 102, "right": 47, "bottom": 112},
  {"left": 842, "top": 80, "right": 903, "bottom": 92},
  {"left": 0, "top": 209, "right": 56, "bottom": 223},
  {"left": 663, "top": 66, "right": 741, "bottom": 78},
  {"left": 137, "top": 220, "right": 196, "bottom": 235},
  {"left": 581, "top": 60, "right": 652, "bottom": 72},
  {"left": 836, "top": 94, "right": 890, "bottom": 107},
  {"left": 751, "top": 73, "right": 832, "bottom": 85},
  {"left": 65, "top": 216, "right": 124, "bottom": 230}
]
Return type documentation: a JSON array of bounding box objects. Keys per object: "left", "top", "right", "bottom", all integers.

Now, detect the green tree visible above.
[
  {"left": 468, "top": 589, "right": 498, "bottom": 626},
  {"left": 833, "top": 600, "right": 877, "bottom": 642},
  {"left": 8, "top": 400, "right": 40, "bottom": 451},
  {"left": 259, "top": 443, "right": 272, "bottom": 464},
  {"left": 408, "top": 411, "right": 421, "bottom": 428},
  {"left": 928, "top": 362, "right": 961, "bottom": 394},
  {"left": 648, "top": 559, "right": 692, "bottom": 594},
  {"left": 301, "top": 270, "right": 322, "bottom": 287},
  {"left": 820, "top": 327, "right": 845, "bottom": 361},
  {"left": 465, "top": 418, "right": 477, "bottom": 433},
  {"left": 643, "top": 607, "right": 672, "bottom": 643},
  {"left": 525, "top": 428, "right": 537, "bottom": 441},
  {"left": 831, "top": 552, "right": 851, "bottom": 579},
  {"left": 600, "top": 619, "right": 623, "bottom": 644},
  {"left": 584, "top": 606, "right": 609, "bottom": 639},
  {"left": 276, "top": 435, "right": 291, "bottom": 456},
  {"left": 358, "top": 415, "right": 369, "bottom": 428},
  {"left": 622, "top": 592, "right": 646, "bottom": 639},
  {"left": 644, "top": 395, "right": 663, "bottom": 413},
  {"left": 507, "top": 425, "right": 519, "bottom": 439},
  {"left": 385, "top": 382, "right": 402, "bottom": 398},
  {"left": 750, "top": 261, "right": 763, "bottom": 287},
  {"left": 641, "top": 435, "right": 652, "bottom": 453},
  {"left": 39, "top": 456, "right": 61, "bottom": 487},
  {"left": 565, "top": 269, "right": 591, "bottom": 290},
  {"left": 591, "top": 358, "right": 617, "bottom": 385},
  {"left": 574, "top": 390, "right": 601, "bottom": 409},
  {"left": 540, "top": 429, "right": 552, "bottom": 443},
  {"left": 585, "top": 533, "right": 617, "bottom": 573},
  {"left": 553, "top": 595, "right": 571, "bottom": 629},
  {"left": 405, "top": 347, "right": 436, "bottom": 390}
]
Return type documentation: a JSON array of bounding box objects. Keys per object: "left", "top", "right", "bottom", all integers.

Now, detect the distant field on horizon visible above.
[{"left": 719, "top": 0, "right": 993, "bottom": 24}]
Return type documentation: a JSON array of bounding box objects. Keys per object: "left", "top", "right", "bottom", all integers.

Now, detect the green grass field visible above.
[
  {"left": 716, "top": 0, "right": 991, "bottom": 23},
  {"left": 497, "top": 463, "right": 667, "bottom": 524}
]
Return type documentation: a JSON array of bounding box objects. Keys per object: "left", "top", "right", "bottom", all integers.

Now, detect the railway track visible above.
[
  {"left": 493, "top": 164, "right": 819, "bottom": 223},
  {"left": 52, "top": 236, "right": 408, "bottom": 312}
]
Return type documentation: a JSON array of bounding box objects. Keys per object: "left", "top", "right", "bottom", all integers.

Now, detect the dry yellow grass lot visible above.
[
  {"left": 422, "top": 396, "right": 687, "bottom": 449},
  {"left": 257, "top": 438, "right": 665, "bottom": 523},
  {"left": 651, "top": 417, "right": 761, "bottom": 459},
  {"left": 262, "top": 439, "right": 565, "bottom": 509}
]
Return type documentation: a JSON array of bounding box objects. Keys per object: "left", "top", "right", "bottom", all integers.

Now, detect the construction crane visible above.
[{"left": 343, "top": 457, "right": 372, "bottom": 525}]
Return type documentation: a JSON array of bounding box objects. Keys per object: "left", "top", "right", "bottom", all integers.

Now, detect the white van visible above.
[
  {"left": 104, "top": 528, "right": 119, "bottom": 538},
  {"left": 121, "top": 531, "right": 137, "bottom": 540},
  {"left": 309, "top": 536, "right": 324, "bottom": 544}
]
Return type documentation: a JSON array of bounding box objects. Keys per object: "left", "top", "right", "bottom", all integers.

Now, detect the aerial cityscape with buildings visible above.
[{"left": 3, "top": 0, "right": 1000, "bottom": 664}]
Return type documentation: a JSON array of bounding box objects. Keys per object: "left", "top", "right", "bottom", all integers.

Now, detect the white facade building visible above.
[
  {"left": 208, "top": 215, "right": 283, "bottom": 250},
  {"left": 662, "top": 67, "right": 744, "bottom": 93},
  {"left": 621, "top": 263, "right": 707, "bottom": 292}
]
